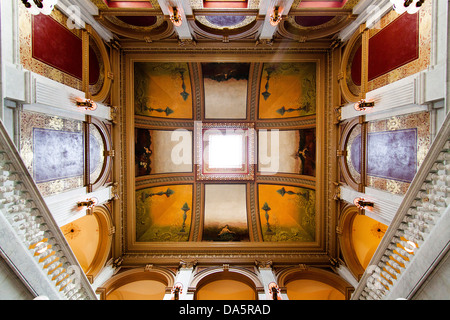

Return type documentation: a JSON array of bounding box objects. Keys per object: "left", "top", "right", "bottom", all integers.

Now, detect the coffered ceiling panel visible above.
[
  {"left": 122, "top": 52, "right": 330, "bottom": 265},
  {"left": 91, "top": 0, "right": 361, "bottom": 47}
]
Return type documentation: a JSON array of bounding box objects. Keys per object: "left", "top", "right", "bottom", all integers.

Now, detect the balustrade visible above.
[
  {"left": 353, "top": 111, "right": 449, "bottom": 300},
  {"left": 0, "top": 121, "right": 96, "bottom": 300}
]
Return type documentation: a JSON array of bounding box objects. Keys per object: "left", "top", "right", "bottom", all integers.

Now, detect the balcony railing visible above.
[
  {"left": 0, "top": 120, "right": 97, "bottom": 300},
  {"left": 352, "top": 111, "right": 450, "bottom": 300}
]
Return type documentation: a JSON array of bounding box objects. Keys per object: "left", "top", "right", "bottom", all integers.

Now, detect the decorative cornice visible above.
[
  {"left": 256, "top": 175, "right": 316, "bottom": 187},
  {"left": 121, "top": 251, "right": 330, "bottom": 265},
  {"left": 135, "top": 176, "right": 195, "bottom": 187}
]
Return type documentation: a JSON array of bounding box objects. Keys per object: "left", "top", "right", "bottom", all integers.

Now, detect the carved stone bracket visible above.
[
  {"left": 298, "top": 264, "right": 308, "bottom": 271},
  {"left": 255, "top": 260, "right": 273, "bottom": 269},
  {"left": 144, "top": 264, "right": 154, "bottom": 271},
  {"left": 179, "top": 259, "right": 198, "bottom": 269},
  {"left": 109, "top": 105, "right": 119, "bottom": 124}
]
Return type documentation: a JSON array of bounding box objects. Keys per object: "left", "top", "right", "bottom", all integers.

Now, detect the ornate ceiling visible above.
[
  {"left": 89, "top": 0, "right": 361, "bottom": 267},
  {"left": 90, "top": 0, "right": 359, "bottom": 48}
]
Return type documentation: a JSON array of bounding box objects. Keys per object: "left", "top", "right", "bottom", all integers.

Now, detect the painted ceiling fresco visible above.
[
  {"left": 258, "top": 184, "right": 315, "bottom": 242},
  {"left": 136, "top": 184, "right": 193, "bottom": 242},
  {"left": 90, "top": 0, "right": 360, "bottom": 46},
  {"left": 202, "top": 63, "right": 250, "bottom": 119},
  {"left": 134, "top": 62, "right": 193, "bottom": 119},
  {"left": 20, "top": 111, "right": 107, "bottom": 197},
  {"left": 259, "top": 62, "right": 316, "bottom": 119},
  {"left": 133, "top": 61, "right": 319, "bottom": 246},
  {"left": 344, "top": 111, "right": 431, "bottom": 196}
]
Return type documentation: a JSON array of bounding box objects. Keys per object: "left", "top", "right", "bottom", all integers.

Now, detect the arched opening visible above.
[
  {"left": 278, "top": 267, "right": 353, "bottom": 300},
  {"left": 191, "top": 267, "right": 262, "bottom": 300},
  {"left": 107, "top": 279, "right": 167, "bottom": 300},
  {"left": 337, "top": 203, "right": 388, "bottom": 279},
  {"left": 60, "top": 205, "right": 113, "bottom": 282},
  {"left": 351, "top": 214, "right": 387, "bottom": 269},
  {"left": 196, "top": 279, "right": 256, "bottom": 300},
  {"left": 286, "top": 279, "right": 345, "bottom": 300},
  {"left": 97, "top": 267, "right": 175, "bottom": 300}
]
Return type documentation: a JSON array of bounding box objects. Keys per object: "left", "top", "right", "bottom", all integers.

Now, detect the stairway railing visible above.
[
  {"left": 0, "top": 120, "right": 97, "bottom": 300},
  {"left": 351, "top": 111, "right": 450, "bottom": 300}
]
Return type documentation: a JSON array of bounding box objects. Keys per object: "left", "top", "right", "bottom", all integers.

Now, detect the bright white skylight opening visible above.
[{"left": 208, "top": 134, "right": 243, "bottom": 169}]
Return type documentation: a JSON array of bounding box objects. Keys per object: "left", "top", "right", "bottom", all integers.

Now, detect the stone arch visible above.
[
  {"left": 84, "top": 205, "right": 114, "bottom": 282},
  {"left": 189, "top": 266, "right": 264, "bottom": 300},
  {"left": 96, "top": 266, "right": 176, "bottom": 300},
  {"left": 277, "top": 266, "right": 353, "bottom": 300},
  {"left": 337, "top": 203, "right": 366, "bottom": 280}
]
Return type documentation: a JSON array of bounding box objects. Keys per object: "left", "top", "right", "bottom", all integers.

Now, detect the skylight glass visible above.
[{"left": 208, "top": 134, "right": 243, "bottom": 169}]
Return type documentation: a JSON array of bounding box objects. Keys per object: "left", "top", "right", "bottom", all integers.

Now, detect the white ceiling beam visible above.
[
  {"left": 338, "top": 0, "right": 392, "bottom": 42},
  {"left": 259, "top": 0, "right": 294, "bottom": 40},
  {"left": 56, "top": 0, "right": 114, "bottom": 41},
  {"left": 158, "top": 0, "right": 193, "bottom": 40}
]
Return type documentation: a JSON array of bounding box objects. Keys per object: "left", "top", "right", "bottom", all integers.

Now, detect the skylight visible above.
[{"left": 208, "top": 134, "right": 243, "bottom": 168}]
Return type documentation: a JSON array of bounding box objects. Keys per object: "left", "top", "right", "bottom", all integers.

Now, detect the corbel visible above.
[
  {"left": 255, "top": 260, "right": 273, "bottom": 269},
  {"left": 109, "top": 105, "right": 119, "bottom": 124},
  {"left": 179, "top": 259, "right": 197, "bottom": 269},
  {"left": 333, "top": 183, "right": 341, "bottom": 201},
  {"left": 298, "top": 264, "right": 308, "bottom": 272},
  {"left": 334, "top": 105, "right": 342, "bottom": 123},
  {"left": 105, "top": 150, "right": 115, "bottom": 157},
  {"left": 336, "top": 150, "right": 347, "bottom": 157},
  {"left": 144, "top": 264, "right": 154, "bottom": 272}
]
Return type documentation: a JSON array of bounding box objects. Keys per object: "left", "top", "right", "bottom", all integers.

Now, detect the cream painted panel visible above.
[
  {"left": 258, "top": 130, "right": 300, "bottom": 174},
  {"left": 151, "top": 130, "right": 192, "bottom": 174},
  {"left": 204, "top": 78, "right": 247, "bottom": 119}
]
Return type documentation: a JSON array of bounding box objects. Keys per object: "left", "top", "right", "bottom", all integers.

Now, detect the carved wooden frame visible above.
[
  {"left": 337, "top": 116, "right": 367, "bottom": 193},
  {"left": 338, "top": 24, "right": 369, "bottom": 103},
  {"left": 82, "top": 25, "right": 113, "bottom": 103},
  {"left": 84, "top": 115, "right": 114, "bottom": 193}
]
